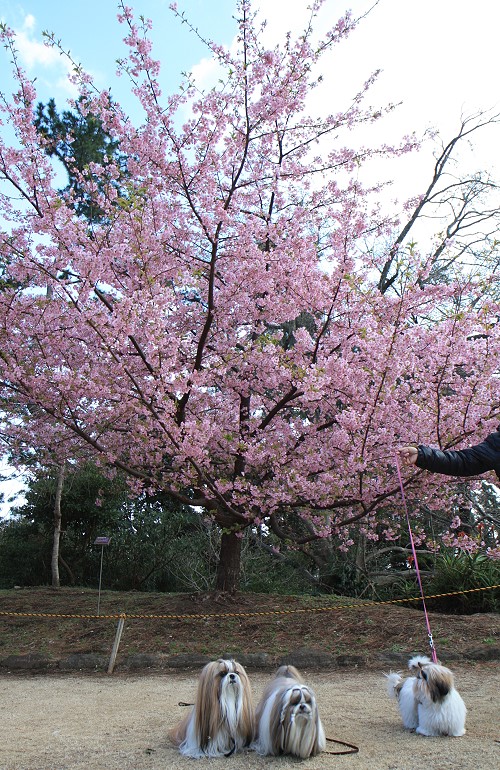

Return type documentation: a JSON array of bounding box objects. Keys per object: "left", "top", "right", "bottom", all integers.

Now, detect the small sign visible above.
[{"left": 94, "top": 536, "right": 111, "bottom": 545}]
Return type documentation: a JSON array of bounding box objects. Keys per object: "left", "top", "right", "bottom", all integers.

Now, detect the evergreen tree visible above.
[{"left": 34, "top": 96, "right": 126, "bottom": 222}]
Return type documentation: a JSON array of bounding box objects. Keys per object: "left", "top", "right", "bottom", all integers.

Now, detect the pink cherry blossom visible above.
[{"left": 0, "top": 2, "right": 498, "bottom": 589}]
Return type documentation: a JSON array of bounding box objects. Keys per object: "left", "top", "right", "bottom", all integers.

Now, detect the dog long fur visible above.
[
  {"left": 386, "top": 655, "right": 467, "bottom": 737},
  {"left": 169, "top": 658, "right": 254, "bottom": 757},
  {"left": 253, "top": 664, "right": 326, "bottom": 758}
]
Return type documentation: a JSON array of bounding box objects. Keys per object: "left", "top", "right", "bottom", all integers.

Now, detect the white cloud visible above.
[
  {"left": 188, "top": 0, "right": 500, "bottom": 201},
  {"left": 188, "top": 54, "right": 223, "bottom": 92},
  {"left": 13, "top": 13, "right": 79, "bottom": 98},
  {"left": 22, "top": 12, "right": 35, "bottom": 31}
]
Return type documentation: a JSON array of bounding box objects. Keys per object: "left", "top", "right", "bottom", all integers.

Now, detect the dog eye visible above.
[{"left": 421, "top": 671, "right": 427, "bottom": 681}]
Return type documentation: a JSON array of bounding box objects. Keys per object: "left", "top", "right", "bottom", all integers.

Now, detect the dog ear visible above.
[
  {"left": 427, "top": 671, "right": 451, "bottom": 702},
  {"left": 433, "top": 679, "right": 450, "bottom": 701}
]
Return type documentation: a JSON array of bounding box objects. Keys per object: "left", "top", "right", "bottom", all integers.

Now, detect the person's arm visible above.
[
  {"left": 417, "top": 442, "right": 496, "bottom": 476},
  {"left": 400, "top": 430, "right": 500, "bottom": 477}
]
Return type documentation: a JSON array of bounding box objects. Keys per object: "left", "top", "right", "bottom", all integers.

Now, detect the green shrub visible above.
[{"left": 425, "top": 552, "right": 500, "bottom": 614}]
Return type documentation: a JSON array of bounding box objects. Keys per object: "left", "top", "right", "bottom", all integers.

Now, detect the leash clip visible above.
[{"left": 428, "top": 632, "right": 438, "bottom": 662}]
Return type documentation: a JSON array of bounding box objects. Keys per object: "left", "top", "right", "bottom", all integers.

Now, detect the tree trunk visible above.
[
  {"left": 355, "top": 533, "right": 367, "bottom": 577},
  {"left": 59, "top": 553, "right": 75, "bottom": 585},
  {"left": 51, "top": 463, "right": 65, "bottom": 588},
  {"left": 215, "top": 531, "right": 242, "bottom": 593}
]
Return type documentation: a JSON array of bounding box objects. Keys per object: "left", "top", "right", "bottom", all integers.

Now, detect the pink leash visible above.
[{"left": 395, "top": 455, "right": 438, "bottom": 663}]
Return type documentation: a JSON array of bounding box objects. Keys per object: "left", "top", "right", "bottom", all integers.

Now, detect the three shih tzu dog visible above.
[{"left": 169, "top": 653, "right": 467, "bottom": 759}]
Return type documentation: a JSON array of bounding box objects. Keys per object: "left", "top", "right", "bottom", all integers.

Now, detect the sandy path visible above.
[{"left": 0, "top": 664, "right": 498, "bottom": 770}]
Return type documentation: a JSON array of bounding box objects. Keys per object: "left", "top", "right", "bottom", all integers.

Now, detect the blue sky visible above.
[
  {"left": 2, "top": 0, "right": 499, "bottom": 186},
  {"left": 1, "top": 0, "right": 499, "bottom": 140},
  {"left": 1, "top": 0, "right": 498, "bottom": 110},
  {"left": 1, "top": 0, "right": 500, "bottom": 514},
  {"left": 1, "top": 1, "right": 238, "bottom": 108}
]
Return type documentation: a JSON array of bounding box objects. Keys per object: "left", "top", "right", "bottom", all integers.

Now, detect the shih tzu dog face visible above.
[
  {"left": 252, "top": 665, "right": 326, "bottom": 758},
  {"left": 386, "top": 655, "right": 467, "bottom": 737},
  {"left": 169, "top": 658, "right": 254, "bottom": 758}
]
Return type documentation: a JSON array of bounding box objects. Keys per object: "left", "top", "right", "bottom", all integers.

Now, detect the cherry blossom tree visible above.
[{"left": 1, "top": 0, "right": 499, "bottom": 592}]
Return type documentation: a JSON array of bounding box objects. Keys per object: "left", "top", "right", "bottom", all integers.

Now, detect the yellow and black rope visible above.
[{"left": 0, "top": 584, "right": 498, "bottom": 621}]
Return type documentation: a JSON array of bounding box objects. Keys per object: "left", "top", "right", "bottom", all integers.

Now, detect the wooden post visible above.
[{"left": 107, "top": 615, "right": 126, "bottom": 674}]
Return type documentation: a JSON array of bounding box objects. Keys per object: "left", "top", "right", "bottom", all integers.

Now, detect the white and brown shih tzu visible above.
[
  {"left": 252, "top": 665, "right": 326, "bottom": 758},
  {"left": 169, "top": 658, "right": 254, "bottom": 758},
  {"left": 386, "top": 655, "right": 467, "bottom": 737}
]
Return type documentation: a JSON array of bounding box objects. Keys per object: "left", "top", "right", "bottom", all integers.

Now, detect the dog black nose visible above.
[{"left": 228, "top": 673, "right": 237, "bottom": 681}]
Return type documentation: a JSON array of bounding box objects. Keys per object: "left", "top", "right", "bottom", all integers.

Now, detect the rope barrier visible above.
[{"left": 0, "top": 584, "right": 498, "bottom": 621}]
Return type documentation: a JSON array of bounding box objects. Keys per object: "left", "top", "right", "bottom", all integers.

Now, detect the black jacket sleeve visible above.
[{"left": 416, "top": 429, "right": 500, "bottom": 478}]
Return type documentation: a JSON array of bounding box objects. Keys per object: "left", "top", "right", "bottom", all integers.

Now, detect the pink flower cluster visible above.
[{"left": 0, "top": 1, "right": 498, "bottom": 567}]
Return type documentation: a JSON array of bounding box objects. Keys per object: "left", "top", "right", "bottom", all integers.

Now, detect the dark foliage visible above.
[{"left": 34, "top": 96, "right": 127, "bottom": 223}]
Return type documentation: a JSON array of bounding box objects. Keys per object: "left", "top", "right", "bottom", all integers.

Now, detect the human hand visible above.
[{"left": 399, "top": 446, "right": 418, "bottom": 466}]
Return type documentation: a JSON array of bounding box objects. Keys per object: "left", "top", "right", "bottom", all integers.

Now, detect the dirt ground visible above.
[
  {"left": 0, "top": 664, "right": 498, "bottom": 770},
  {"left": 1, "top": 587, "right": 499, "bottom": 665}
]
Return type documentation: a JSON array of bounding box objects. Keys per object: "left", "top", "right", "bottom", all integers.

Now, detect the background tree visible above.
[
  {"left": 29, "top": 95, "right": 129, "bottom": 584},
  {"left": 0, "top": 462, "right": 316, "bottom": 593},
  {"left": 34, "top": 96, "right": 127, "bottom": 223},
  {"left": 0, "top": 1, "right": 499, "bottom": 594},
  {"left": 50, "top": 462, "right": 65, "bottom": 587},
  {"left": 0, "top": 462, "right": 194, "bottom": 589}
]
